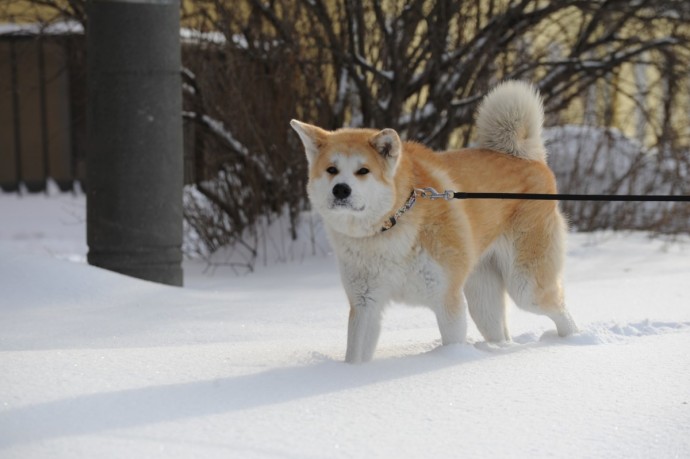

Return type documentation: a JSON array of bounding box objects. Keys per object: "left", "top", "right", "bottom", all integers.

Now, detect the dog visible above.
[{"left": 291, "top": 80, "right": 577, "bottom": 363}]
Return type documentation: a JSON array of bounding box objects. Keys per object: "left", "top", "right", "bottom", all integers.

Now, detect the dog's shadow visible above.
[{"left": 0, "top": 344, "right": 485, "bottom": 449}]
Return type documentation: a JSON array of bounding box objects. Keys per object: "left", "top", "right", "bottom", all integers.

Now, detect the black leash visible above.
[{"left": 416, "top": 188, "right": 690, "bottom": 202}]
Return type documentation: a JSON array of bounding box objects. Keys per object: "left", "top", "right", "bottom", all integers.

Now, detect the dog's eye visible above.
[
  {"left": 326, "top": 166, "right": 339, "bottom": 175},
  {"left": 356, "top": 168, "right": 370, "bottom": 176}
]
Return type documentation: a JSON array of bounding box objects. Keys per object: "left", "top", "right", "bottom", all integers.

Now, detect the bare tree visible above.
[
  {"left": 181, "top": 1, "right": 688, "bottom": 146},
  {"left": 181, "top": 0, "right": 689, "bottom": 260}
]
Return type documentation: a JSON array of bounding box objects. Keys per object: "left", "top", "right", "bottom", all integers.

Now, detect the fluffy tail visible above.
[{"left": 475, "top": 80, "right": 546, "bottom": 162}]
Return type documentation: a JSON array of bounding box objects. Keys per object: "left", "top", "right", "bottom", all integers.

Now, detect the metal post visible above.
[{"left": 86, "top": 0, "right": 183, "bottom": 286}]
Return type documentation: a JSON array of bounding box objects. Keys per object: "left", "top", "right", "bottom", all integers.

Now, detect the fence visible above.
[
  {"left": 0, "top": 31, "right": 203, "bottom": 194},
  {"left": 0, "top": 33, "right": 86, "bottom": 192}
]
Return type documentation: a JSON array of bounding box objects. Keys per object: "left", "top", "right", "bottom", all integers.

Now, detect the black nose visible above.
[{"left": 332, "top": 183, "right": 351, "bottom": 200}]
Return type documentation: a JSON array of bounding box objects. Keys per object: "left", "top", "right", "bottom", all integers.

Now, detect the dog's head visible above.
[{"left": 291, "top": 120, "right": 402, "bottom": 237}]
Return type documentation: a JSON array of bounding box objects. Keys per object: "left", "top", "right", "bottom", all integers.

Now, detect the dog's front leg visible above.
[{"left": 345, "top": 301, "right": 383, "bottom": 364}]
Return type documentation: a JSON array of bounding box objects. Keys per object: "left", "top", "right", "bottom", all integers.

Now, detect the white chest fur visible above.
[{"left": 328, "top": 225, "right": 448, "bottom": 310}]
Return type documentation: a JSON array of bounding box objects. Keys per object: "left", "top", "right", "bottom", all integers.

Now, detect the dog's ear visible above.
[
  {"left": 369, "top": 128, "right": 401, "bottom": 159},
  {"left": 290, "top": 119, "right": 328, "bottom": 165},
  {"left": 369, "top": 128, "right": 401, "bottom": 175}
]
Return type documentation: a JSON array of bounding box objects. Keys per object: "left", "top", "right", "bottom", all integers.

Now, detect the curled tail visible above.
[{"left": 475, "top": 80, "right": 547, "bottom": 162}]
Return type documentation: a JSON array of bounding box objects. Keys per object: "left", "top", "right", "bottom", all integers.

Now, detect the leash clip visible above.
[{"left": 415, "top": 187, "right": 455, "bottom": 201}]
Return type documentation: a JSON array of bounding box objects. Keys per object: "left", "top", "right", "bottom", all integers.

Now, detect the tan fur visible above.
[{"left": 290, "top": 81, "right": 577, "bottom": 362}]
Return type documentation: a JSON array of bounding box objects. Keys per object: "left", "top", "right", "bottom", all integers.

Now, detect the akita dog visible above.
[{"left": 291, "top": 80, "right": 577, "bottom": 363}]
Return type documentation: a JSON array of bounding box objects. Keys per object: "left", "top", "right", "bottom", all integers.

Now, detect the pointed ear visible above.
[
  {"left": 369, "top": 128, "right": 401, "bottom": 159},
  {"left": 369, "top": 129, "right": 402, "bottom": 175},
  {"left": 290, "top": 119, "right": 328, "bottom": 165}
]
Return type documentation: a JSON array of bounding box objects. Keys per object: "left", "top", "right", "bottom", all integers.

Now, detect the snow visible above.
[
  {"left": 543, "top": 125, "right": 689, "bottom": 232},
  {"left": 1, "top": 191, "right": 690, "bottom": 458},
  {"left": 0, "top": 21, "right": 83, "bottom": 36}
]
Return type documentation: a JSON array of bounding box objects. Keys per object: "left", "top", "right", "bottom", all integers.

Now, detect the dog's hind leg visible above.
[
  {"left": 465, "top": 255, "right": 510, "bottom": 342},
  {"left": 506, "top": 211, "right": 578, "bottom": 337},
  {"left": 506, "top": 271, "right": 577, "bottom": 337}
]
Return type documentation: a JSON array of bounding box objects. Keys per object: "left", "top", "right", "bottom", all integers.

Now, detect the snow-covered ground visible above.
[{"left": 1, "top": 190, "right": 689, "bottom": 458}]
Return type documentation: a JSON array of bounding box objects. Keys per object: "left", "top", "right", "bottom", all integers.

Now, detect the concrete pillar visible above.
[{"left": 86, "top": 0, "right": 183, "bottom": 286}]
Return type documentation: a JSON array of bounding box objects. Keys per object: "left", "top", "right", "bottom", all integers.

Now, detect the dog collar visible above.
[{"left": 381, "top": 190, "right": 417, "bottom": 232}]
